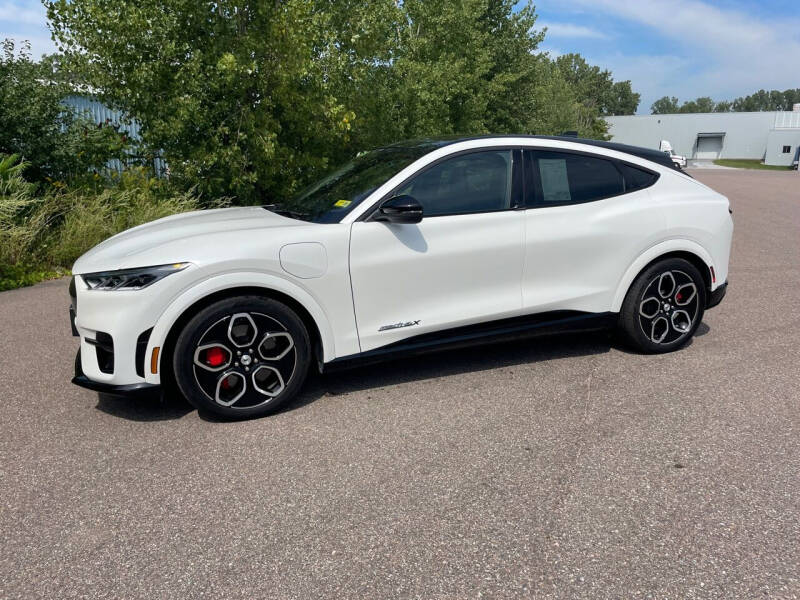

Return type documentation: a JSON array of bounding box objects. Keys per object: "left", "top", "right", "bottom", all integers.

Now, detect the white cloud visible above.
[
  {"left": 555, "top": 0, "right": 800, "bottom": 111},
  {"left": 0, "top": 1, "right": 46, "bottom": 26},
  {"left": 0, "top": 1, "right": 53, "bottom": 57},
  {"left": 583, "top": 52, "right": 694, "bottom": 113},
  {"left": 540, "top": 22, "right": 610, "bottom": 40}
]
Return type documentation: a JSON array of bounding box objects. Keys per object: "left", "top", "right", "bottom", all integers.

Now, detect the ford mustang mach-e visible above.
[{"left": 70, "top": 136, "right": 732, "bottom": 418}]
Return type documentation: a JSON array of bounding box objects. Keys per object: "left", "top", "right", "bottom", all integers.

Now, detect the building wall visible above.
[
  {"left": 605, "top": 112, "right": 800, "bottom": 166},
  {"left": 765, "top": 130, "right": 800, "bottom": 166},
  {"left": 62, "top": 95, "right": 167, "bottom": 176}
]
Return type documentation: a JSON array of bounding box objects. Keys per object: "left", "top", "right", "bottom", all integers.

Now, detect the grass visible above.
[
  {"left": 1, "top": 159, "right": 210, "bottom": 292},
  {"left": 713, "top": 159, "right": 792, "bottom": 171},
  {"left": 0, "top": 265, "right": 69, "bottom": 291}
]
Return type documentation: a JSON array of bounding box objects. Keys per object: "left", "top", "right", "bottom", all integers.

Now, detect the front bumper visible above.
[
  {"left": 69, "top": 270, "right": 192, "bottom": 386},
  {"left": 72, "top": 348, "right": 160, "bottom": 397},
  {"left": 707, "top": 281, "right": 728, "bottom": 309}
]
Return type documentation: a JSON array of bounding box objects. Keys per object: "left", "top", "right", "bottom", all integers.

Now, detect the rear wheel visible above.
[
  {"left": 173, "top": 296, "right": 310, "bottom": 419},
  {"left": 619, "top": 258, "right": 706, "bottom": 353}
]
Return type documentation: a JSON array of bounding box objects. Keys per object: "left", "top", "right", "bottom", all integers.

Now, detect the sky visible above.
[
  {"left": 2, "top": 0, "right": 799, "bottom": 114},
  {"left": 534, "top": 0, "right": 800, "bottom": 113}
]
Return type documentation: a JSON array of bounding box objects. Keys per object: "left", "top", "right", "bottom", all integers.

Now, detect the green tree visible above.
[
  {"left": 679, "top": 96, "right": 715, "bottom": 113},
  {"left": 653, "top": 89, "right": 800, "bottom": 115},
  {"left": 47, "top": 0, "right": 369, "bottom": 203},
  {"left": 348, "top": 1, "right": 590, "bottom": 144},
  {"left": 0, "top": 39, "right": 129, "bottom": 182},
  {"left": 47, "top": 0, "right": 616, "bottom": 204},
  {"left": 0, "top": 40, "right": 63, "bottom": 181},
  {"left": 554, "top": 53, "right": 639, "bottom": 116},
  {"left": 732, "top": 88, "right": 800, "bottom": 111},
  {"left": 651, "top": 96, "right": 680, "bottom": 114}
]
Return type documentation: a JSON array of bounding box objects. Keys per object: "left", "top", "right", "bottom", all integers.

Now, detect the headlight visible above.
[{"left": 82, "top": 263, "right": 190, "bottom": 291}]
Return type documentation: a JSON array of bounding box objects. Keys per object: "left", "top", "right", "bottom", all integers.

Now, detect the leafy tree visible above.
[
  {"left": 732, "top": 88, "right": 800, "bottom": 111},
  {"left": 347, "top": 1, "right": 593, "bottom": 144},
  {"left": 47, "top": 0, "right": 365, "bottom": 203},
  {"left": 554, "top": 53, "right": 639, "bottom": 116},
  {"left": 651, "top": 96, "right": 680, "bottom": 114},
  {"left": 653, "top": 89, "right": 800, "bottom": 114},
  {"left": 679, "top": 96, "right": 715, "bottom": 113},
  {"left": 0, "top": 40, "right": 69, "bottom": 181},
  {"left": 0, "top": 39, "right": 129, "bottom": 182},
  {"left": 46, "top": 0, "right": 618, "bottom": 204}
]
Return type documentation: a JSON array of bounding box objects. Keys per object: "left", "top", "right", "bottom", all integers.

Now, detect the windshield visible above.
[{"left": 284, "top": 146, "right": 433, "bottom": 223}]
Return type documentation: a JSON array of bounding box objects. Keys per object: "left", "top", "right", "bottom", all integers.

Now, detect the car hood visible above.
[{"left": 72, "top": 207, "right": 304, "bottom": 274}]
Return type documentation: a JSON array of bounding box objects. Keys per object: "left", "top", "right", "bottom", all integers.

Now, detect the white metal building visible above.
[
  {"left": 62, "top": 94, "right": 167, "bottom": 175},
  {"left": 605, "top": 110, "right": 800, "bottom": 166}
]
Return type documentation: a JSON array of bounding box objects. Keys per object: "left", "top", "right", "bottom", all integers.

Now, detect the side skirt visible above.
[{"left": 323, "top": 310, "right": 616, "bottom": 373}]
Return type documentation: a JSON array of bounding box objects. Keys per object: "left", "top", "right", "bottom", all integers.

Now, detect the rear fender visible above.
[{"left": 611, "top": 239, "right": 715, "bottom": 312}]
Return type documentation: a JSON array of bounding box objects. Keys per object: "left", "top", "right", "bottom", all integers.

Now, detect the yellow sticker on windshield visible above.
[{"left": 334, "top": 199, "right": 351, "bottom": 208}]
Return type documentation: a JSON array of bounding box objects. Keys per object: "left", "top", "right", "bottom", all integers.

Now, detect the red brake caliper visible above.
[{"left": 205, "top": 347, "right": 227, "bottom": 368}]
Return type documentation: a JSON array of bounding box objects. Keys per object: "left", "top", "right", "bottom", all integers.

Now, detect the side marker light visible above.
[{"left": 151, "top": 347, "right": 160, "bottom": 374}]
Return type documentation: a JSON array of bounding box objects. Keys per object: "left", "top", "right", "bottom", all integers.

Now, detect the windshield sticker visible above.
[{"left": 334, "top": 199, "right": 352, "bottom": 208}]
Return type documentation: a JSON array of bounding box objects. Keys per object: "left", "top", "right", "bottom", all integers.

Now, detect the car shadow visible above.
[
  {"left": 694, "top": 322, "right": 711, "bottom": 337},
  {"left": 95, "top": 390, "right": 194, "bottom": 421},
  {"left": 95, "top": 324, "right": 710, "bottom": 423},
  {"left": 275, "top": 330, "right": 618, "bottom": 417},
  {"left": 95, "top": 331, "right": 613, "bottom": 422}
]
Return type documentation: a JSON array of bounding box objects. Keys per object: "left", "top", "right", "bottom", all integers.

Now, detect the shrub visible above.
[
  {"left": 0, "top": 155, "right": 38, "bottom": 266},
  {"left": 36, "top": 169, "right": 206, "bottom": 267},
  {"left": 0, "top": 156, "right": 211, "bottom": 289}
]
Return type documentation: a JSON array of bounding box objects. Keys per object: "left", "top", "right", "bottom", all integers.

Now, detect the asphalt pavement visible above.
[{"left": 1, "top": 169, "right": 799, "bottom": 599}]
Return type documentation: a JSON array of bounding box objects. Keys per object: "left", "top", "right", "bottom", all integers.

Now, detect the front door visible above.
[{"left": 349, "top": 149, "right": 525, "bottom": 352}]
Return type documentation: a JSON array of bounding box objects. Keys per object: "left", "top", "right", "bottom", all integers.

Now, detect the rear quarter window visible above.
[{"left": 618, "top": 163, "right": 659, "bottom": 192}]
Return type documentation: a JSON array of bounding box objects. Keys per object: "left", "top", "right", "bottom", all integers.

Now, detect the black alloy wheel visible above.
[
  {"left": 173, "top": 296, "right": 311, "bottom": 419},
  {"left": 619, "top": 257, "right": 706, "bottom": 353}
]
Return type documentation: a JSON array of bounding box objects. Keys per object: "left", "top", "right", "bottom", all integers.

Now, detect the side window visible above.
[
  {"left": 529, "top": 150, "right": 624, "bottom": 205},
  {"left": 397, "top": 150, "right": 513, "bottom": 216},
  {"left": 619, "top": 163, "right": 659, "bottom": 192}
]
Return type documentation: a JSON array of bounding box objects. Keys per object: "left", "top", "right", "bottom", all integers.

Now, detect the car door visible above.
[
  {"left": 349, "top": 148, "right": 525, "bottom": 353},
  {"left": 521, "top": 148, "right": 665, "bottom": 314}
]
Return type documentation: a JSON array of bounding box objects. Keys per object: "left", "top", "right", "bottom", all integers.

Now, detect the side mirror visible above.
[{"left": 374, "top": 195, "right": 423, "bottom": 224}]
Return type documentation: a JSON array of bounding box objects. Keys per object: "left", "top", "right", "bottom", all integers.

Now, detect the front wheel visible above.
[
  {"left": 618, "top": 258, "right": 706, "bottom": 353},
  {"left": 173, "top": 296, "right": 311, "bottom": 419}
]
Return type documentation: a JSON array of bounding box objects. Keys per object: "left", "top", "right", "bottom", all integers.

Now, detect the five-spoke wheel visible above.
[
  {"left": 619, "top": 258, "right": 706, "bottom": 353},
  {"left": 173, "top": 296, "right": 311, "bottom": 418}
]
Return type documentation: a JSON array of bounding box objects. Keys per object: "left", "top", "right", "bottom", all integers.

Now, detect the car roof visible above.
[{"left": 386, "top": 135, "right": 679, "bottom": 171}]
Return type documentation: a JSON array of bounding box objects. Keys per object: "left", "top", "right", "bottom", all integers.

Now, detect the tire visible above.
[
  {"left": 618, "top": 257, "right": 706, "bottom": 353},
  {"left": 172, "top": 295, "right": 311, "bottom": 419}
]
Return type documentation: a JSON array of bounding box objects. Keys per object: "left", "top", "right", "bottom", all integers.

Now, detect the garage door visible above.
[{"left": 695, "top": 135, "right": 724, "bottom": 159}]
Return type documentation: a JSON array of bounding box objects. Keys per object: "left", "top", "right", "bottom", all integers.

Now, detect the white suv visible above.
[{"left": 70, "top": 136, "right": 732, "bottom": 418}]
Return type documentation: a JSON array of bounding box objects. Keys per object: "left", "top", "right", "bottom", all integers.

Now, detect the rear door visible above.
[
  {"left": 349, "top": 149, "right": 526, "bottom": 352},
  {"left": 520, "top": 148, "right": 665, "bottom": 314}
]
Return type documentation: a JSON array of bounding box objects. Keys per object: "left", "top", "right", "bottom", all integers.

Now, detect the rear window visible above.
[
  {"left": 619, "top": 163, "right": 659, "bottom": 192},
  {"left": 531, "top": 150, "right": 624, "bottom": 205}
]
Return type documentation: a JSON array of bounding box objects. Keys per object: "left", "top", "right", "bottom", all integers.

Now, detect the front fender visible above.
[
  {"left": 143, "top": 271, "right": 336, "bottom": 384},
  {"left": 611, "top": 239, "right": 716, "bottom": 313}
]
